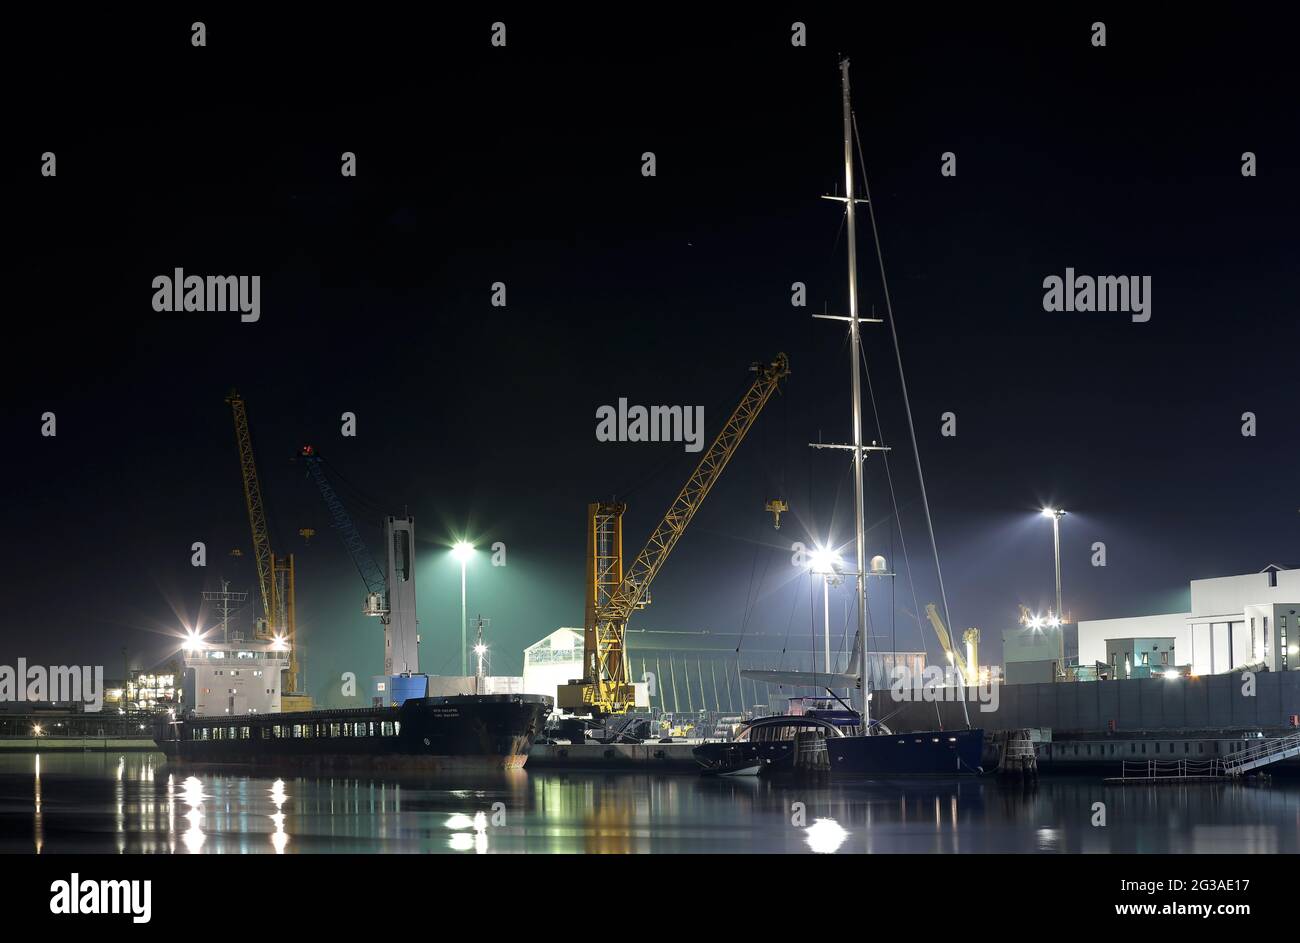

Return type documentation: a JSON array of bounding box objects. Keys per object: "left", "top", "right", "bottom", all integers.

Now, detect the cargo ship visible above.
[{"left": 153, "top": 693, "right": 552, "bottom": 771}]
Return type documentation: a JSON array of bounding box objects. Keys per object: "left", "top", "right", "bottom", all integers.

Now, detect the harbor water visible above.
[{"left": 1, "top": 752, "right": 1295, "bottom": 854}]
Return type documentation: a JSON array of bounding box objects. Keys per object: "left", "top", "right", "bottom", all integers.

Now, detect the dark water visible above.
[{"left": 1, "top": 752, "right": 1294, "bottom": 853}]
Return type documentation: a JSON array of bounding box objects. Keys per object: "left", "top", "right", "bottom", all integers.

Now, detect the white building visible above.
[
  {"left": 523, "top": 627, "right": 584, "bottom": 706},
  {"left": 183, "top": 636, "right": 290, "bottom": 717},
  {"left": 1078, "top": 566, "right": 1300, "bottom": 675}
]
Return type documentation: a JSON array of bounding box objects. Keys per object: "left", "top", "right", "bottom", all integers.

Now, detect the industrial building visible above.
[
  {"left": 1002, "top": 624, "right": 1065, "bottom": 684},
  {"left": 1078, "top": 566, "right": 1300, "bottom": 676},
  {"left": 524, "top": 625, "right": 924, "bottom": 715},
  {"left": 1104, "top": 637, "right": 1179, "bottom": 679},
  {"left": 523, "top": 628, "right": 585, "bottom": 707}
]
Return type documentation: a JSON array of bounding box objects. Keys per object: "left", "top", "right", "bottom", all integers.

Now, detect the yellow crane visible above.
[
  {"left": 225, "top": 390, "right": 308, "bottom": 708},
  {"left": 962, "top": 627, "right": 980, "bottom": 683},
  {"left": 924, "top": 603, "right": 976, "bottom": 686},
  {"left": 560, "top": 353, "right": 791, "bottom": 716},
  {"left": 227, "top": 391, "right": 274, "bottom": 639}
]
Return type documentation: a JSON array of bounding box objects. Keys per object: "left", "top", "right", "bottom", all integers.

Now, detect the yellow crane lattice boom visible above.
[
  {"left": 562, "top": 352, "right": 790, "bottom": 716},
  {"left": 925, "top": 602, "right": 972, "bottom": 686},
  {"left": 226, "top": 390, "right": 274, "bottom": 640},
  {"left": 224, "top": 390, "right": 305, "bottom": 701}
]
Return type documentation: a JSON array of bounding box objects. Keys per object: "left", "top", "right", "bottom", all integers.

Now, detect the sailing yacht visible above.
[{"left": 814, "top": 58, "right": 984, "bottom": 778}]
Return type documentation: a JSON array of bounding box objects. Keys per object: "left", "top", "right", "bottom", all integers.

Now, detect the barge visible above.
[{"left": 154, "top": 693, "right": 552, "bottom": 771}]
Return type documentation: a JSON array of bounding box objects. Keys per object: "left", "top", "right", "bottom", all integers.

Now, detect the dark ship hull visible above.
[
  {"left": 693, "top": 740, "right": 794, "bottom": 775},
  {"left": 154, "top": 694, "right": 552, "bottom": 772},
  {"left": 692, "top": 707, "right": 855, "bottom": 776},
  {"left": 827, "top": 728, "right": 985, "bottom": 777}
]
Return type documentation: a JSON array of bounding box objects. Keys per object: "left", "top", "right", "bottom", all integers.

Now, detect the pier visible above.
[
  {"left": 527, "top": 741, "right": 700, "bottom": 772},
  {"left": 1104, "top": 759, "right": 1227, "bottom": 784},
  {"left": 0, "top": 737, "right": 158, "bottom": 752}
]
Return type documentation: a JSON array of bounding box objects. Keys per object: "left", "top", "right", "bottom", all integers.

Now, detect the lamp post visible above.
[
  {"left": 1040, "top": 508, "right": 1066, "bottom": 673},
  {"left": 452, "top": 542, "right": 474, "bottom": 675},
  {"left": 808, "top": 547, "right": 843, "bottom": 675}
]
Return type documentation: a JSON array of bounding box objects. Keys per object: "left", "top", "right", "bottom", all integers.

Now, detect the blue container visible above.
[{"left": 390, "top": 674, "right": 429, "bottom": 706}]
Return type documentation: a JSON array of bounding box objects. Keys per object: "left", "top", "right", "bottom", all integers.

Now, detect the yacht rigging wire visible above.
[
  {"left": 852, "top": 110, "right": 971, "bottom": 728},
  {"left": 859, "top": 340, "right": 941, "bottom": 727}
]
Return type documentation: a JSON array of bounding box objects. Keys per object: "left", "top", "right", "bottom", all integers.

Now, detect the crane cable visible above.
[
  {"left": 853, "top": 110, "right": 970, "bottom": 729},
  {"left": 734, "top": 507, "right": 769, "bottom": 654}
]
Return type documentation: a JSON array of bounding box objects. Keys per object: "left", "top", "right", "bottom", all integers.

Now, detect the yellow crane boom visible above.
[
  {"left": 962, "top": 626, "right": 980, "bottom": 682},
  {"left": 924, "top": 602, "right": 972, "bottom": 686},
  {"left": 225, "top": 390, "right": 304, "bottom": 699},
  {"left": 226, "top": 391, "right": 274, "bottom": 640},
  {"left": 560, "top": 352, "right": 791, "bottom": 716}
]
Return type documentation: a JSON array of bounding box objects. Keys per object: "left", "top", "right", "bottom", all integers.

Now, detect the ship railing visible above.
[
  {"left": 1221, "top": 731, "right": 1300, "bottom": 776},
  {"left": 1118, "top": 758, "right": 1225, "bottom": 780}
]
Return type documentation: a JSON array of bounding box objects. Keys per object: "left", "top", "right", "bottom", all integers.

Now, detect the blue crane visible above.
[{"left": 300, "top": 446, "right": 389, "bottom": 620}]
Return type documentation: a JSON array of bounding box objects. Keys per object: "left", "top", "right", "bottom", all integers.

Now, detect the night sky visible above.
[{"left": 3, "top": 10, "right": 1297, "bottom": 703}]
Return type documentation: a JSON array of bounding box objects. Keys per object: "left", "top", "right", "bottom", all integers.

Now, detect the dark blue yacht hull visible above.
[{"left": 827, "top": 728, "right": 985, "bottom": 777}]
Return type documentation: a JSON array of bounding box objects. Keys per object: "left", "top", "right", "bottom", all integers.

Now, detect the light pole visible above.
[
  {"left": 808, "top": 547, "right": 843, "bottom": 675},
  {"left": 1040, "top": 508, "right": 1066, "bottom": 672},
  {"left": 452, "top": 541, "right": 474, "bottom": 675}
]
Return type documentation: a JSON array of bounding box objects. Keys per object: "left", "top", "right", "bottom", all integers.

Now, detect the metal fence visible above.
[{"left": 1118, "top": 758, "right": 1225, "bottom": 780}]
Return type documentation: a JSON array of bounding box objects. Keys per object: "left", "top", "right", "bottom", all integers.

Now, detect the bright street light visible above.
[
  {"left": 472, "top": 638, "right": 489, "bottom": 692},
  {"left": 1039, "top": 507, "right": 1067, "bottom": 674},
  {"left": 452, "top": 542, "right": 475, "bottom": 674},
  {"left": 807, "top": 547, "right": 842, "bottom": 575},
  {"left": 806, "top": 545, "right": 844, "bottom": 676}
]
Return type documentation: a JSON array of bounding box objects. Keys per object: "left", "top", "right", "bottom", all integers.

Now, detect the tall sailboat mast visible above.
[
  {"left": 813, "top": 62, "right": 986, "bottom": 775},
  {"left": 812, "top": 59, "right": 888, "bottom": 724},
  {"left": 839, "top": 59, "right": 871, "bottom": 728}
]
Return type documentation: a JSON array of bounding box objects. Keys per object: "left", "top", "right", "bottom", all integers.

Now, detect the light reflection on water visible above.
[{"left": 2, "top": 752, "right": 1297, "bottom": 853}]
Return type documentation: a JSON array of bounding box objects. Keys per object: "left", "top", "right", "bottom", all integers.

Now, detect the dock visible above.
[
  {"left": 526, "top": 741, "right": 699, "bottom": 772},
  {"left": 1103, "top": 759, "right": 1226, "bottom": 784},
  {"left": 0, "top": 737, "right": 160, "bottom": 752}
]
